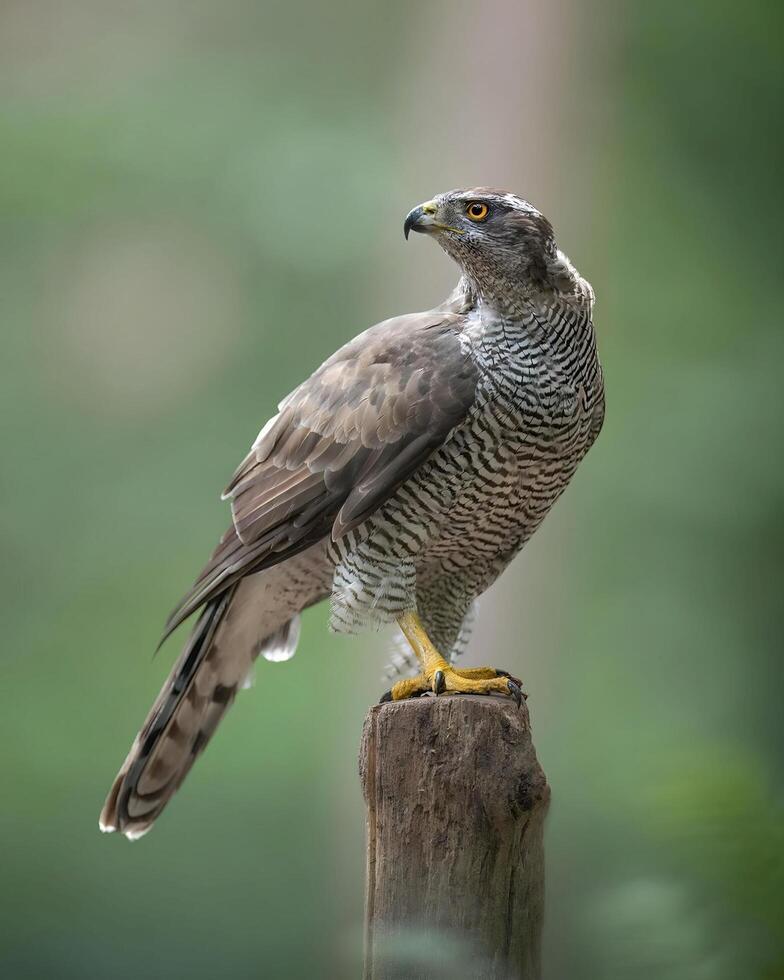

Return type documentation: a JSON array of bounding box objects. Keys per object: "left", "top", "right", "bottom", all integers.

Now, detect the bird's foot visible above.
[{"left": 381, "top": 664, "right": 525, "bottom": 707}]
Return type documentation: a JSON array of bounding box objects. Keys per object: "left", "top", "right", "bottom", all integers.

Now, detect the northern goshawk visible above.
[{"left": 100, "top": 188, "right": 604, "bottom": 839}]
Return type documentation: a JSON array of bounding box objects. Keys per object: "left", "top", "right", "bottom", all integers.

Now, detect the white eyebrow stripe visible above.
[
  {"left": 500, "top": 193, "right": 540, "bottom": 214},
  {"left": 453, "top": 191, "right": 541, "bottom": 216}
]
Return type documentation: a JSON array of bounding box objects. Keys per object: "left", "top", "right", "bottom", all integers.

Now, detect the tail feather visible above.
[
  {"left": 100, "top": 589, "right": 240, "bottom": 839},
  {"left": 101, "top": 546, "right": 330, "bottom": 840},
  {"left": 100, "top": 594, "right": 304, "bottom": 840}
]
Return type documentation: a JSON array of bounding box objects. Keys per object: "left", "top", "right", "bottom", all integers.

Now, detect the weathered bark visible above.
[{"left": 359, "top": 695, "right": 549, "bottom": 980}]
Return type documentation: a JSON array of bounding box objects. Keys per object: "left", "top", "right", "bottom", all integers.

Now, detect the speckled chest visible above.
[
  {"left": 447, "top": 308, "right": 601, "bottom": 487},
  {"left": 368, "top": 303, "right": 603, "bottom": 572}
]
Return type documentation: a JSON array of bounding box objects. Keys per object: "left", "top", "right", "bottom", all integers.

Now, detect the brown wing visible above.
[{"left": 162, "top": 310, "right": 478, "bottom": 640}]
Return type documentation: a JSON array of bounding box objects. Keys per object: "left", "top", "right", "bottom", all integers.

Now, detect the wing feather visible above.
[{"left": 163, "top": 311, "right": 478, "bottom": 640}]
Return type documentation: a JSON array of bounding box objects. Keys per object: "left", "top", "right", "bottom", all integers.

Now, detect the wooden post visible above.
[{"left": 359, "top": 694, "right": 549, "bottom": 980}]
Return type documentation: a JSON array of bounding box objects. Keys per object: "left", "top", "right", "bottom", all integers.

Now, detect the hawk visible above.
[{"left": 100, "top": 188, "right": 604, "bottom": 839}]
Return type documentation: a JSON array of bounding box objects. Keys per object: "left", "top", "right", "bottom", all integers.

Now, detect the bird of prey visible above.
[{"left": 100, "top": 188, "right": 604, "bottom": 840}]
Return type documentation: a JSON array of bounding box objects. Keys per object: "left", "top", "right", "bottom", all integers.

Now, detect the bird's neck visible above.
[
  {"left": 446, "top": 274, "right": 551, "bottom": 322},
  {"left": 448, "top": 249, "right": 585, "bottom": 321}
]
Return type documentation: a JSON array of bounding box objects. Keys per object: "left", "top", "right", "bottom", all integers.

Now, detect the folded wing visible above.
[{"left": 162, "top": 311, "right": 478, "bottom": 640}]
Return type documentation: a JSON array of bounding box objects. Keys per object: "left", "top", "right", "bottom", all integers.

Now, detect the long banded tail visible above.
[{"left": 100, "top": 587, "right": 300, "bottom": 840}]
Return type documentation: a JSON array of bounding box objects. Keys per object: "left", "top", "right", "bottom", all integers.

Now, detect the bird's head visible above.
[{"left": 404, "top": 188, "right": 559, "bottom": 301}]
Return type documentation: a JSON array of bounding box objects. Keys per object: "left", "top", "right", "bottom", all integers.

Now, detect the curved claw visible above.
[
  {"left": 496, "top": 668, "right": 525, "bottom": 688},
  {"left": 507, "top": 678, "right": 524, "bottom": 708},
  {"left": 433, "top": 669, "right": 446, "bottom": 695},
  {"left": 379, "top": 690, "right": 393, "bottom": 704}
]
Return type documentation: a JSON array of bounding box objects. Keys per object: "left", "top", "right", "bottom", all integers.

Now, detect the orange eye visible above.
[{"left": 466, "top": 201, "right": 489, "bottom": 222}]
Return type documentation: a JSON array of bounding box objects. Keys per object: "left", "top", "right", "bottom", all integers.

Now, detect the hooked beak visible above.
[
  {"left": 404, "top": 200, "right": 465, "bottom": 240},
  {"left": 403, "top": 200, "right": 439, "bottom": 240}
]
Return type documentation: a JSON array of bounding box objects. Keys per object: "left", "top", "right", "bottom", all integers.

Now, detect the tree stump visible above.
[{"left": 359, "top": 694, "right": 549, "bottom": 980}]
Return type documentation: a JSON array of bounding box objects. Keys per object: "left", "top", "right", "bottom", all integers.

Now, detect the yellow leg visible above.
[
  {"left": 397, "top": 610, "right": 451, "bottom": 676},
  {"left": 381, "top": 611, "right": 524, "bottom": 706}
]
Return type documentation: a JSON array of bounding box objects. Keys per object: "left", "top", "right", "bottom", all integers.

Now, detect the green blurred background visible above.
[{"left": 1, "top": 1, "right": 782, "bottom": 977}]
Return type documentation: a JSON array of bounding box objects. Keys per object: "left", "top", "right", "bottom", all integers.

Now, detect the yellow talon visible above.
[{"left": 384, "top": 611, "right": 524, "bottom": 705}]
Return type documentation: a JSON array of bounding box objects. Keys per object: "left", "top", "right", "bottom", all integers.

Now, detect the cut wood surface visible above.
[{"left": 359, "top": 695, "right": 549, "bottom": 980}]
